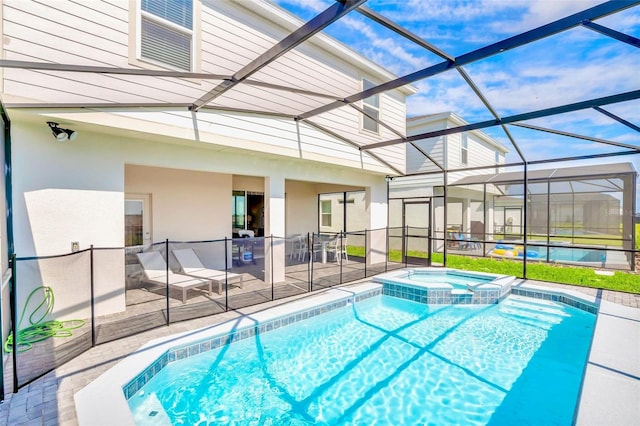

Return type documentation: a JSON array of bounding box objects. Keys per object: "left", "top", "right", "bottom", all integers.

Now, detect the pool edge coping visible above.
[
  {"left": 73, "top": 276, "right": 638, "bottom": 426},
  {"left": 74, "top": 282, "right": 382, "bottom": 426}
]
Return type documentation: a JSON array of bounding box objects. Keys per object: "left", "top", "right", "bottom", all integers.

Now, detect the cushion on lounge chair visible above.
[
  {"left": 136, "top": 251, "right": 212, "bottom": 304},
  {"left": 172, "top": 248, "right": 243, "bottom": 294}
]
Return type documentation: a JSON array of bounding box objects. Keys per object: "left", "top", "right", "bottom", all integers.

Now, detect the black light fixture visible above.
[{"left": 47, "top": 121, "right": 77, "bottom": 142}]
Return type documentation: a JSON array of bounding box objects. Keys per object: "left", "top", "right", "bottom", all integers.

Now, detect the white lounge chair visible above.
[
  {"left": 136, "top": 251, "right": 212, "bottom": 304},
  {"left": 172, "top": 248, "right": 244, "bottom": 294}
]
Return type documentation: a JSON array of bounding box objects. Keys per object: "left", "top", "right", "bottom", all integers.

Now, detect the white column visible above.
[
  {"left": 265, "top": 175, "right": 285, "bottom": 284},
  {"left": 366, "top": 178, "right": 388, "bottom": 265},
  {"left": 463, "top": 197, "right": 471, "bottom": 236}
]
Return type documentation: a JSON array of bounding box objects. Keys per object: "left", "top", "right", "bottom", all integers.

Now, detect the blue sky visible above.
[{"left": 273, "top": 0, "right": 640, "bottom": 169}]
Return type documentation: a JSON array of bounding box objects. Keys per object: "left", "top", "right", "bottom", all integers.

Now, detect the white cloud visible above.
[
  {"left": 505, "top": 0, "right": 602, "bottom": 32},
  {"left": 398, "top": 0, "right": 524, "bottom": 22}
]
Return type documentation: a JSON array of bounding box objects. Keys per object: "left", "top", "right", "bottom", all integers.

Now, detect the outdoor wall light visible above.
[{"left": 47, "top": 121, "right": 77, "bottom": 142}]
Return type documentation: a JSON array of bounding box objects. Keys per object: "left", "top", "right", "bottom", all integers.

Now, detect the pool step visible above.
[
  {"left": 504, "top": 296, "right": 569, "bottom": 316},
  {"left": 499, "top": 298, "right": 569, "bottom": 328}
]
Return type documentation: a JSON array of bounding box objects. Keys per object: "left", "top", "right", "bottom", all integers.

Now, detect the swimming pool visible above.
[
  {"left": 127, "top": 289, "right": 596, "bottom": 425},
  {"left": 492, "top": 242, "right": 605, "bottom": 264}
]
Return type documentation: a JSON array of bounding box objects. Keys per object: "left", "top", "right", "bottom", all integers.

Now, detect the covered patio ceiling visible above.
[{"left": 2, "top": 0, "right": 639, "bottom": 175}]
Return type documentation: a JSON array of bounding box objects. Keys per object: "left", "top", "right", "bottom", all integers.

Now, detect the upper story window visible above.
[
  {"left": 461, "top": 133, "right": 468, "bottom": 166},
  {"left": 140, "top": 0, "right": 193, "bottom": 71},
  {"left": 362, "top": 79, "right": 379, "bottom": 133}
]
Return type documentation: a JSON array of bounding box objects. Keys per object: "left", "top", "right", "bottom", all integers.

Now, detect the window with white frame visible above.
[
  {"left": 461, "top": 133, "right": 468, "bottom": 166},
  {"left": 140, "top": 0, "right": 193, "bottom": 71},
  {"left": 362, "top": 78, "right": 379, "bottom": 133},
  {"left": 321, "top": 200, "right": 332, "bottom": 227}
]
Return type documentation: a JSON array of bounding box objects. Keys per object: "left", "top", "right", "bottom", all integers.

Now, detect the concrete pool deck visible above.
[{"left": 0, "top": 278, "right": 638, "bottom": 425}]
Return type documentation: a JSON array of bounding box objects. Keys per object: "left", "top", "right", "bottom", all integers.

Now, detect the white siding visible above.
[
  {"left": 2, "top": 0, "right": 408, "bottom": 174},
  {"left": 406, "top": 116, "right": 449, "bottom": 173}
]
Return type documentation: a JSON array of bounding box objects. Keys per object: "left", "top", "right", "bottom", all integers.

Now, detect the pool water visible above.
[
  {"left": 407, "top": 271, "right": 493, "bottom": 289},
  {"left": 129, "top": 295, "right": 595, "bottom": 425}
]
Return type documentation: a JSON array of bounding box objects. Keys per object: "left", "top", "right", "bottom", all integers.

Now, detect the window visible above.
[
  {"left": 362, "top": 79, "right": 379, "bottom": 133},
  {"left": 321, "top": 200, "right": 332, "bottom": 227},
  {"left": 461, "top": 133, "right": 468, "bottom": 166},
  {"left": 140, "top": 0, "right": 193, "bottom": 71}
]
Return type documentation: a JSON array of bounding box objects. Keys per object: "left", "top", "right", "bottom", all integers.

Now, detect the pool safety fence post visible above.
[
  {"left": 90, "top": 245, "right": 95, "bottom": 347},
  {"left": 0, "top": 256, "right": 7, "bottom": 402},
  {"left": 523, "top": 164, "right": 529, "bottom": 279},
  {"left": 307, "top": 232, "right": 311, "bottom": 292},
  {"left": 224, "top": 237, "right": 229, "bottom": 312},
  {"left": 385, "top": 227, "right": 388, "bottom": 272},
  {"left": 270, "top": 235, "right": 274, "bottom": 301},
  {"left": 10, "top": 253, "right": 17, "bottom": 393},
  {"left": 364, "top": 229, "right": 368, "bottom": 277},
  {"left": 427, "top": 233, "right": 432, "bottom": 267},
  {"left": 339, "top": 231, "right": 343, "bottom": 285},
  {"left": 309, "top": 232, "right": 314, "bottom": 292},
  {"left": 404, "top": 225, "right": 409, "bottom": 268},
  {"left": 165, "top": 239, "right": 170, "bottom": 325}
]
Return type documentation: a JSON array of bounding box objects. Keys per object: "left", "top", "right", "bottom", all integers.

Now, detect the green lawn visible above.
[{"left": 347, "top": 246, "right": 640, "bottom": 294}]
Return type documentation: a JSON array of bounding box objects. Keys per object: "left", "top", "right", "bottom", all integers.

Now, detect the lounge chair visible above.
[
  {"left": 172, "top": 248, "right": 244, "bottom": 294},
  {"left": 136, "top": 251, "right": 212, "bottom": 304}
]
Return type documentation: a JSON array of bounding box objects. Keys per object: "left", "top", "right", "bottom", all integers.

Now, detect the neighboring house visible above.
[
  {"left": 389, "top": 112, "right": 509, "bottom": 248},
  {"left": 0, "top": 0, "right": 415, "bottom": 320},
  {"left": 389, "top": 113, "right": 634, "bottom": 263}
]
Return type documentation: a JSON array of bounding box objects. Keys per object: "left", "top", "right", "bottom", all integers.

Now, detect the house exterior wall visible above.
[
  {"left": 284, "top": 180, "right": 318, "bottom": 237},
  {"left": 125, "top": 165, "right": 232, "bottom": 242},
  {"left": 12, "top": 121, "right": 126, "bottom": 318},
  {"left": 1, "top": 0, "right": 409, "bottom": 174},
  {"left": 8, "top": 116, "right": 389, "bottom": 317},
  {"left": 1, "top": 0, "right": 413, "bottom": 318}
]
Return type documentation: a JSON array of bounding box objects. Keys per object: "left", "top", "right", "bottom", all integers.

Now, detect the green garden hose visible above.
[{"left": 4, "top": 286, "right": 86, "bottom": 353}]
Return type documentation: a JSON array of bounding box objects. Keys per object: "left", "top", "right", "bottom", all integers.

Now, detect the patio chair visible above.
[
  {"left": 172, "top": 248, "right": 243, "bottom": 294},
  {"left": 136, "top": 251, "right": 212, "bottom": 304},
  {"left": 326, "top": 235, "right": 348, "bottom": 263},
  {"left": 291, "top": 234, "right": 309, "bottom": 262}
]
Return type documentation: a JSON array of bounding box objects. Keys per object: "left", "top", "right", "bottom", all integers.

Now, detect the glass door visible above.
[
  {"left": 403, "top": 201, "right": 430, "bottom": 265},
  {"left": 232, "top": 190, "right": 264, "bottom": 237},
  {"left": 125, "top": 194, "right": 151, "bottom": 246}
]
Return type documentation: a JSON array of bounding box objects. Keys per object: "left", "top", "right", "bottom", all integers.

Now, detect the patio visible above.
[{"left": 4, "top": 253, "right": 408, "bottom": 389}]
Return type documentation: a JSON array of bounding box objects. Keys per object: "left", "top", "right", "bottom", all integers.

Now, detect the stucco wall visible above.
[
  {"left": 10, "top": 117, "right": 390, "bottom": 316},
  {"left": 125, "top": 165, "right": 232, "bottom": 242}
]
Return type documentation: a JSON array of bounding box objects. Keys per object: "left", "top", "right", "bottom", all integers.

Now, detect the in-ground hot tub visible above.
[{"left": 373, "top": 267, "right": 515, "bottom": 304}]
